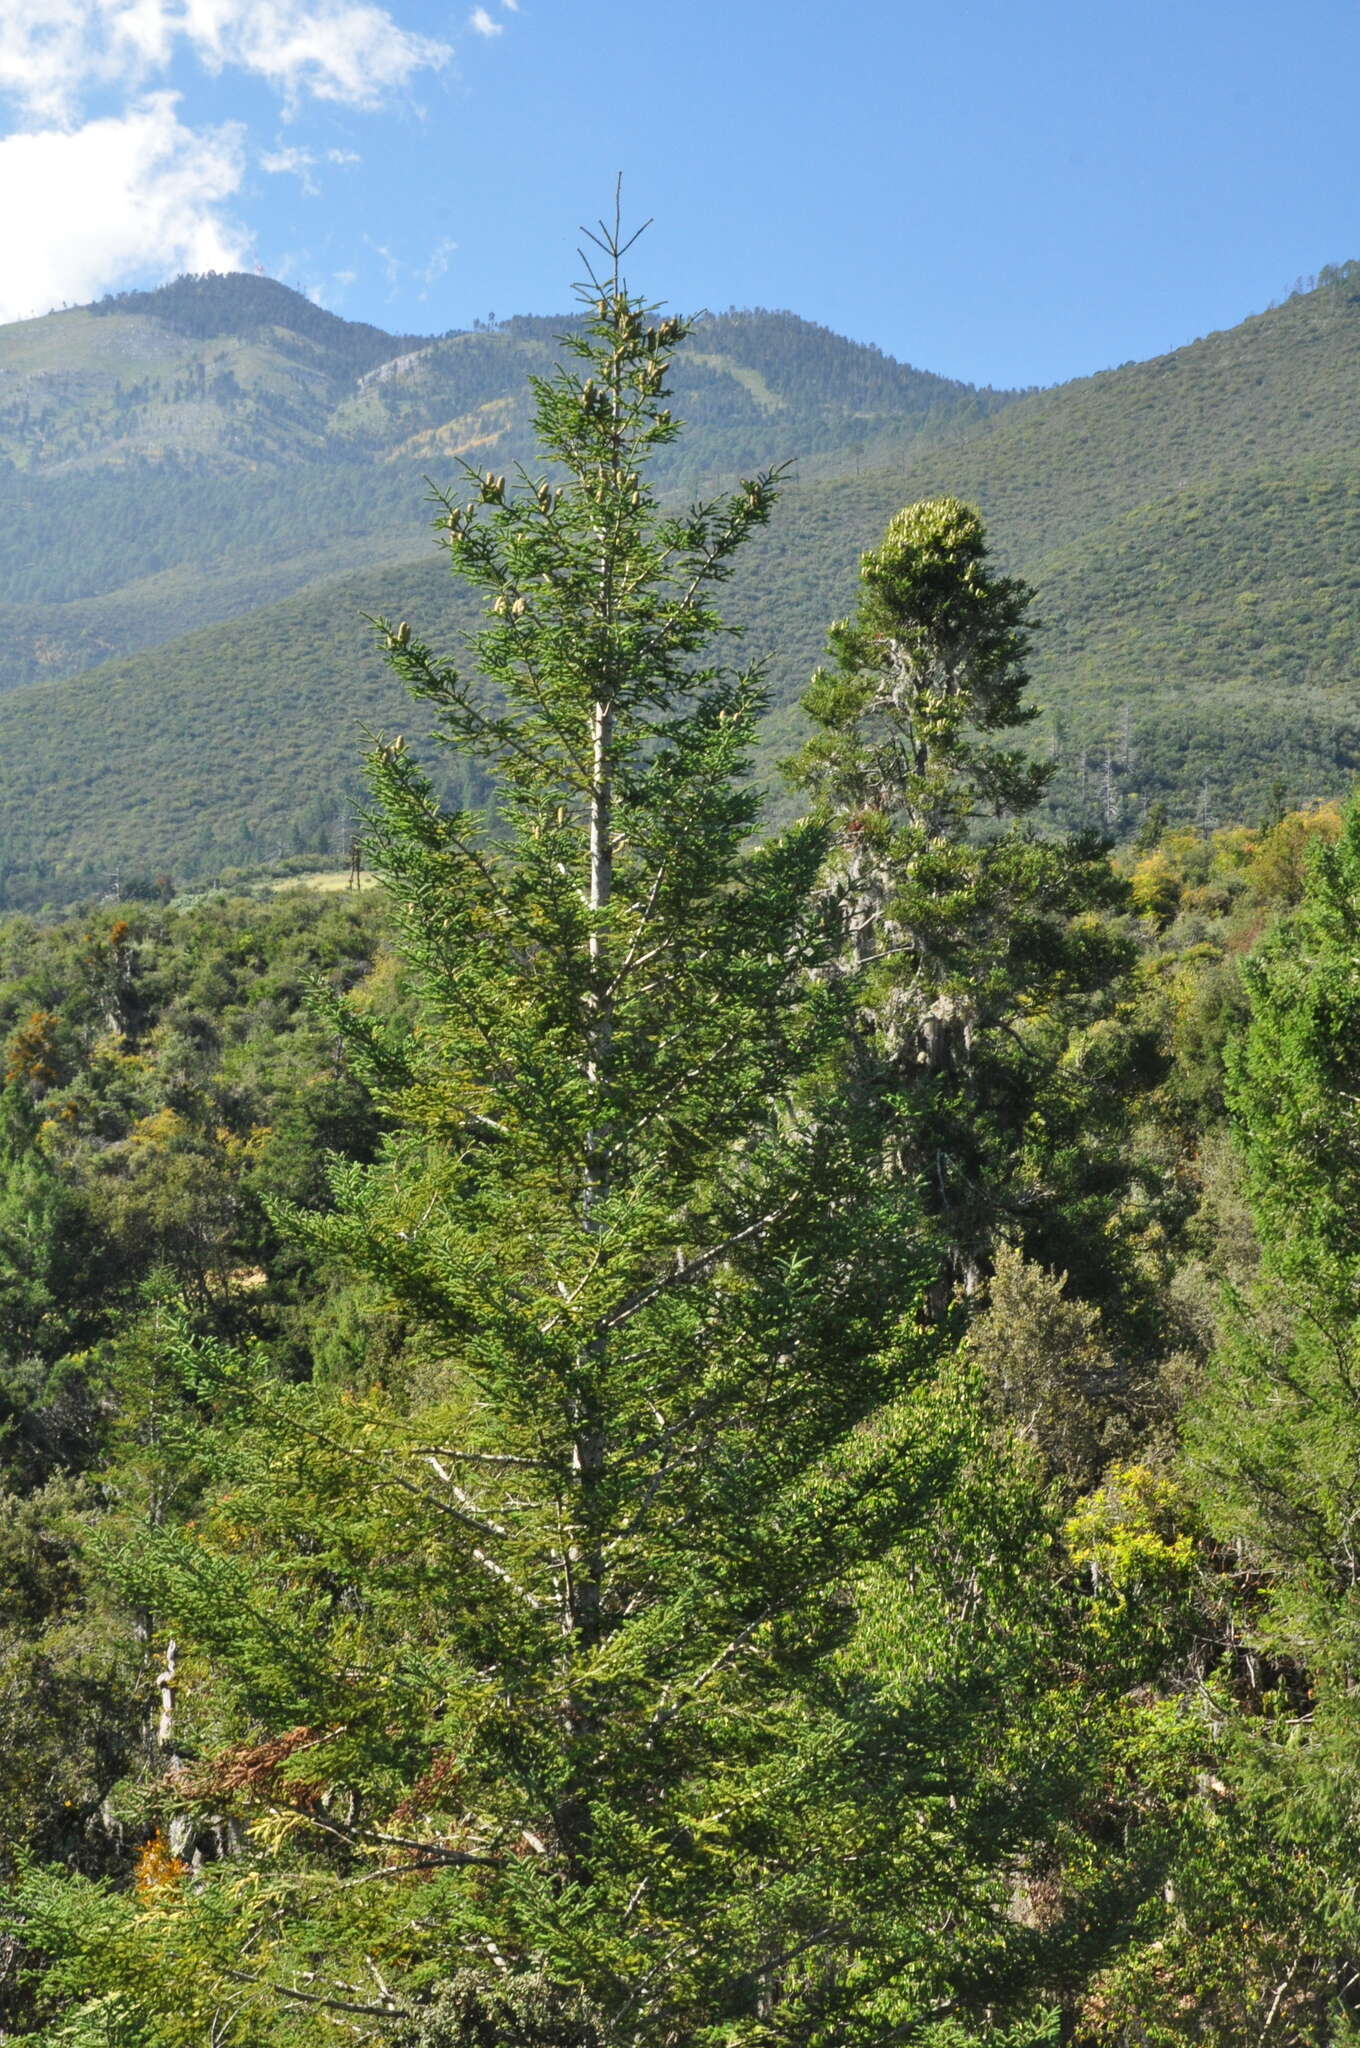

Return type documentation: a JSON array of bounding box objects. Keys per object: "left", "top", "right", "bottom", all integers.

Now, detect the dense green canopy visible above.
[{"left": 5, "top": 247, "right": 1360, "bottom": 2048}]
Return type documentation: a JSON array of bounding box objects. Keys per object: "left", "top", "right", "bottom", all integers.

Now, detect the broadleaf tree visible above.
[{"left": 1173, "top": 797, "right": 1360, "bottom": 2037}]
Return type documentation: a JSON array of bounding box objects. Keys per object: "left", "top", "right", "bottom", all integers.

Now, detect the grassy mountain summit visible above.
[
  {"left": 0, "top": 273, "right": 1007, "bottom": 481},
  {"left": 86, "top": 271, "right": 419, "bottom": 355},
  {"left": 2, "top": 265, "right": 1360, "bottom": 903},
  {"left": 0, "top": 276, "right": 1011, "bottom": 693},
  {"left": 0, "top": 277, "right": 420, "bottom": 476}
]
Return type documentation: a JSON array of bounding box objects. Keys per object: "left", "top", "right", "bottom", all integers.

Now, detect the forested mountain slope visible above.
[
  {"left": 0, "top": 274, "right": 1001, "bottom": 482},
  {"left": 859, "top": 265, "right": 1360, "bottom": 825},
  {"left": 0, "top": 276, "right": 1006, "bottom": 693},
  {"left": 3, "top": 265, "right": 1360, "bottom": 902}
]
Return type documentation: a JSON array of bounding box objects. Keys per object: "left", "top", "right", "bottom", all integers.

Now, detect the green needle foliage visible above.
[
  {"left": 9, "top": 233, "right": 1080, "bottom": 2046},
  {"left": 791, "top": 499, "right": 1145, "bottom": 1313},
  {"left": 798, "top": 497, "right": 1049, "bottom": 836}
]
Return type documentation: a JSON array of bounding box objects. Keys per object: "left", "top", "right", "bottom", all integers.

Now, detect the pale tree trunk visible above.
[
  {"left": 156, "top": 1638, "right": 196, "bottom": 1861},
  {"left": 156, "top": 1637, "right": 178, "bottom": 1751},
  {"left": 567, "top": 692, "right": 612, "bottom": 1662},
  {"left": 560, "top": 295, "right": 624, "bottom": 1863}
]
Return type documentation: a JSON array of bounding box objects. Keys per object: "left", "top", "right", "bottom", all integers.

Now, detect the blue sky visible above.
[{"left": 1, "top": 0, "right": 1356, "bottom": 387}]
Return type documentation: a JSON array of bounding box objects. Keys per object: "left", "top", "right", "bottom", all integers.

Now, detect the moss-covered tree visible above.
[{"left": 792, "top": 498, "right": 1149, "bottom": 1314}]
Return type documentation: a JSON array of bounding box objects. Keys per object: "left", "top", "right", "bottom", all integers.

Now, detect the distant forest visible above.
[{"left": 2, "top": 261, "right": 1360, "bottom": 899}]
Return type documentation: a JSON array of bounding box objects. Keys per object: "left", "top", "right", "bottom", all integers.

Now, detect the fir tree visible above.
[{"left": 10, "top": 227, "right": 1078, "bottom": 2047}]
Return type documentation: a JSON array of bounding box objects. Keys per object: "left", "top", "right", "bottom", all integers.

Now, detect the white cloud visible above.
[
  {"left": 363, "top": 233, "right": 401, "bottom": 286},
  {"left": 0, "top": 0, "right": 488, "bottom": 318},
  {"left": 0, "top": 93, "right": 247, "bottom": 322},
  {"left": 261, "top": 139, "right": 317, "bottom": 187},
  {"left": 260, "top": 138, "right": 358, "bottom": 191},
  {"left": 0, "top": 0, "right": 453, "bottom": 127},
  {"left": 359, "top": 231, "right": 456, "bottom": 299},
  {"left": 0, "top": 0, "right": 114, "bottom": 125},
  {"left": 418, "top": 234, "right": 456, "bottom": 294},
  {"left": 177, "top": 0, "right": 453, "bottom": 109}
]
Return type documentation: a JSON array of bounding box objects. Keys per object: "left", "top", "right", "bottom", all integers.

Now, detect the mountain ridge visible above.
[
  {"left": 2, "top": 265, "right": 1360, "bottom": 903},
  {"left": 1, "top": 274, "right": 1012, "bottom": 482},
  {"left": 0, "top": 275, "right": 1015, "bottom": 695}
]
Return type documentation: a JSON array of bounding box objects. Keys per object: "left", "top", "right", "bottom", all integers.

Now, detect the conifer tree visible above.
[
  {"left": 10, "top": 226, "right": 1079, "bottom": 2047},
  {"left": 792, "top": 499, "right": 1143, "bottom": 1311}
]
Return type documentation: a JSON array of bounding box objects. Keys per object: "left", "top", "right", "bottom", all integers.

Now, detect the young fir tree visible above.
[
  {"left": 791, "top": 499, "right": 1146, "bottom": 1313},
  {"left": 11, "top": 231, "right": 1091, "bottom": 2046}
]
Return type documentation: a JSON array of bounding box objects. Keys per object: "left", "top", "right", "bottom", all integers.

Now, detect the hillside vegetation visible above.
[
  {"left": 0, "top": 280, "right": 1005, "bottom": 693},
  {"left": 13, "top": 274, "right": 1360, "bottom": 2041},
  {"left": 3, "top": 265, "right": 1360, "bottom": 900}
]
